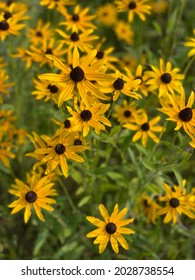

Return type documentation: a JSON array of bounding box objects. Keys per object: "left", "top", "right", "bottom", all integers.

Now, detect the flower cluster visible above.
[{"left": 1, "top": 0, "right": 195, "bottom": 258}]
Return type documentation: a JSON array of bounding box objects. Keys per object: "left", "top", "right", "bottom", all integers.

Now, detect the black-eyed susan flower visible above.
[
  {"left": 100, "top": 69, "right": 141, "bottom": 102},
  {"left": 158, "top": 89, "right": 195, "bottom": 139},
  {"left": 117, "top": 54, "right": 137, "bottom": 72},
  {"left": 94, "top": 38, "right": 118, "bottom": 71},
  {"left": 67, "top": 101, "right": 111, "bottom": 137},
  {"left": 39, "top": 47, "right": 111, "bottom": 107},
  {"left": 114, "top": 20, "right": 134, "bottom": 45},
  {"left": 59, "top": 5, "right": 96, "bottom": 33},
  {"left": 96, "top": 3, "right": 118, "bottom": 26},
  {"left": 56, "top": 28, "right": 98, "bottom": 64},
  {"left": 40, "top": 0, "right": 74, "bottom": 10},
  {"left": 112, "top": 100, "right": 143, "bottom": 124},
  {"left": 86, "top": 204, "right": 135, "bottom": 254},
  {"left": 150, "top": 0, "right": 168, "bottom": 13},
  {"left": 32, "top": 79, "right": 63, "bottom": 104},
  {"left": 123, "top": 112, "right": 164, "bottom": 147},
  {"left": 28, "top": 20, "right": 54, "bottom": 46},
  {"left": 158, "top": 180, "right": 195, "bottom": 223},
  {"left": 137, "top": 193, "right": 161, "bottom": 224},
  {"left": 8, "top": 171, "right": 57, "bottom": 223},
  {"left": 184, "top": 29, "right": 195, "bottom": 57},
  {"left": 0, "top": 13, "right": 25, "bottom": 40},
  {"left": 145, "top": 59, "right": 184, "bottom": 96},
  {"left": 115, "top": 0, "right": 151, "bottom": 22},
  {"left": 27, "top": 38, "right": 66, "bottom": 67},
  {"left": 30, "top": 130, "right": 89, "bottom": 177}
]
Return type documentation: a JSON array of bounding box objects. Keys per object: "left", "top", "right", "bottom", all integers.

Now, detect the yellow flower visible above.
[
  {"left": 184, "top": 29, "right": 195, "bottom": 57},
  {"left": 59, "top": 5, "right": 96, "bottom": 33},
  {"left": 158, "top": 89, "right": 195, "bottom": 139},
  {"left": 0, "top": 3, "right": 27, "bottom": 40},
  {"left": 145, "top": 58, "right": 184, "bottom": 96},
  {"left": 137, "top": 194, "right": 161, "bottom": 224},
  {"left": 40, "top": 0, "right": 74, "bottom": 10},
  {"left": 150, "top": 0, "right": 168, "bottom": 13},
  {"left": 114, "top": 20, "right": 134, "bottom": 45},
  {"left": 67, "top": 101, "right": 111, "bottom": 137},
  {"left": 115, "top": 0, "right": 151, "bottom": 22},
  {"left": 96, "top": 3, "right": 118, "bottom": 26},
  {"left": 30, "top": 130, "right": 89, "bottom": 177},
  {"left": 123, "top": 112, "right": 164, "bottom": 147},
  {"left": 56, "top": 28, "right": 98, "bottom": 64},
  {"left": 86, "top": 204, "right": 135, "bottom": 254},
  {"left": 99, "top": 69, "right": 141, "bottom": 102},
  {"left": 112, "top": 100, "right": 143, "bottom": 124},
  {"left": 28, "top": 20, "right": 54, "bottom": 46},
  {"left": 8, "top": 171, "right": 57, "bottom": 223},
  {"left": 32, "top": 79, "right": 62, "bottom": 104},
  {"left": 27, "top": 38, "right": 66, "bottom": 67},
  {"left": 38, "top": 47, "right": 111, "bottom": 107},
  {"left": 158, "top": 181, "right": 195, "bottom": 223},
  {"left": 94, "top": 38, "right": 119, "bottom": 71}
]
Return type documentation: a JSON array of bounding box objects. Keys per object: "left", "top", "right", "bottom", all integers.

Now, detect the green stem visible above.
[
  {"left": 183, "top": 56, "right": 195, "bottom": 76},
  {"left": 57, "top": 176, "right": 78, "bottom": 214}
]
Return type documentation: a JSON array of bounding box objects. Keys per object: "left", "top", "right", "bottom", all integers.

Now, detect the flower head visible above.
[
  {"left": 67, "top": 101, "right": 111, "bottom": 137},
  {"left": 86, "top": 204, "right": 135, "bottom": 254},
  {"left": 115, "top": 0, "right": 151, "bottom": 22},
  {"left": 8, "top": 171, "right": 57, "bottom": 223},
  {"left": 145, "top": 59, "right": 184, "bottom": 96},
  {"left": 39, "top": 47, "right": 111, "bottom": 107},
  {"left": 123, "top": 112, "right": 164, "bottom": 147},
  {"left": 158, "top": 89, "right": 195, "bottom": 139},
  {"left": 158, "top": 180, "right": 195, "bottom": 223}
]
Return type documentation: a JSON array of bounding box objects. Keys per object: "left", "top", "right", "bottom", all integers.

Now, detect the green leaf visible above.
[
  {"left": 109, "top": 125, "right": 121, "bottom": 136},
  {"left": 171, "top": 167, "right": 183, "bottom": 187},
  {"left": 33, "top": 228, "right": 49, "bottom": 257},
  {"left": 78, "top": 195, "right": 91, "bottom": 207}
]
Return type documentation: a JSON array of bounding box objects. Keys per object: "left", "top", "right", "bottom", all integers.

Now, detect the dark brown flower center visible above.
[
  {"left": 45, "top": 48, "right": 53, "bottom": 55},
  {"left": 124, "top": 110, "right": 131, "bottom": 117},
  {"left": 72, "top": 13, "right": 79, "bottom": 22},
  {"left": 106, "top": 222, "right": 117, "bottom": 234},
  {"left": 70, "top": 32, "right": 79, "bottom": 41},
  {"left": 0, "top": 20, "right": 9, "bottom": 31},
  {"left": 64, "top": 119, "right": 71, "bottom": 128},
  {"left": 128, "top": 1, "right": 137, "bottom": 9},
  {"left": 169, "top": 197, "right": 180, "bottom": 208},
  {"left": 113, "top": 78, "right": 124, "bottom": 90},
  {"left": 47, "top": 84, "right": 59, "bottom": 93},
  {"left": 178, "top": 107, "right": 193, "bottom": 122},
  {"left": 70, "top": 66, "right": 85, "bottom": 82},
  {"left": 36, "top": 31, "right": 42, "bottom": 37},
  {"left": 25, "top": 191, "right": 37, "bottom": 203},
  {"left": 55, "top": 144, "right": 66, "bottom": 154},
  {"left": 4, "top": 11, "right": 12, "bottom": 20},
  {"left": 160, "top": 73, "right": 172, "bottom": 84},
  {"left": 141, "top": 122, "right": 150, "bottom": 131},
  {"left": 96, "top": 51, "right": 104, "bottom": 59},
  {"left": 80, "top": 110, "right": 92, "bottom": 121},
  {"left": 74, "top": 139, "right": 82, "bottom": 145}
]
